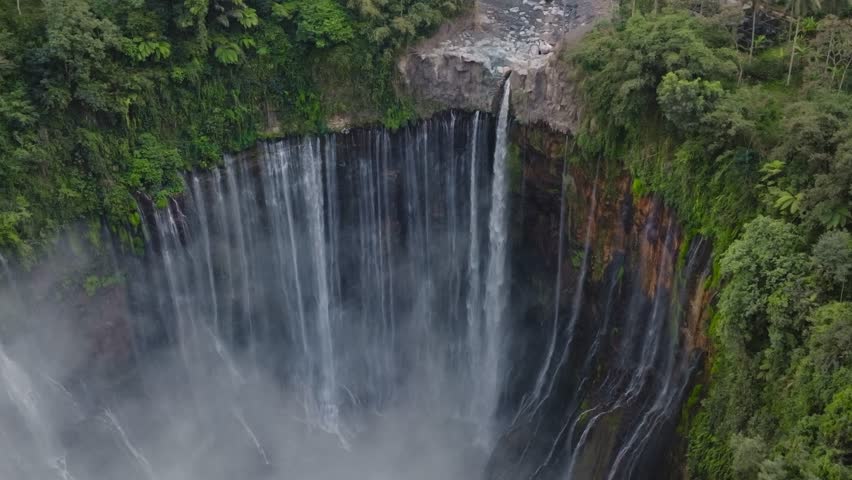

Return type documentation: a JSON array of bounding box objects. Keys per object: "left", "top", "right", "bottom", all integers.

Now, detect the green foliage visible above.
[
  {"left": 83, "top": 272, "right": 123, "bottom": 296},
  {"left": 275, "top": 0, "right": 354, "bottom": 48},
  {"left": 812, "top": 230, "right": 852, "bottom": 296},
  {"left": 571, "top": 7, "right": 852, "bottom": 479},
  {"left": 507, "top": 143, "right": 524, "bottom": 194},
  {"left": 718, "top": 216, "right": 811, "bottom": 357},
  {"left": 0, "top": 0, "right": 469, "bottom": 260},
  {"left": 731, "top": 434, "right": 768, "bottom": 478},
  {"left": 381, "top": 100, "right": 416, "bottom": 130},
  {"left": 213, "top": 40, "right": 243, "bottom": 64},
  {"left": 657, "top": 71, "right": 725, "bottom": 131},
  {"left": 122, "top": 36, "right": 171, "bottom": 62},
  {"left": 572, "top": 11, "right": 737, "bottom": 142}
]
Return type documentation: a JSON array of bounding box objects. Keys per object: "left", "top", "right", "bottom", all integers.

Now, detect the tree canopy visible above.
[
  {"left": 0, "top": 0, "right": 471, "bottom": 260},
  {"left": 571, "top": 6, "right": 851, "bottom": 478}
]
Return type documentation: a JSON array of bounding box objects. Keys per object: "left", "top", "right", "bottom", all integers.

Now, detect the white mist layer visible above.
[{"left": 0, "top": 112, "right": 506, "bottom": 480}]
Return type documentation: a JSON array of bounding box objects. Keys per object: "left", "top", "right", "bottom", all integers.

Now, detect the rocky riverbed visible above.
[{"left": 399, "top": 0, "right": 612, "bottom": 131}]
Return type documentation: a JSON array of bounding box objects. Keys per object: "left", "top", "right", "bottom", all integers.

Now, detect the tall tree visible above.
[
  {"left": 786, "top": 0, "right": 822, "bottom": 85},
  {"left": 807, "top": 16, "right": 852, "bottom": 92}
]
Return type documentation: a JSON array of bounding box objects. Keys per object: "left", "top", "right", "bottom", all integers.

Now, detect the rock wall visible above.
[
  {"left": 508, "top": 120, "right": 712, "bottom": 366},
  {"left": 400, "top": 44, "right": 585, "bottom": 133},
  {"left": 398, "top": 0, "right": 610, "bottom": 133},
  {"left": 492, "top": 122, "right": 713, "bottom": 479}
]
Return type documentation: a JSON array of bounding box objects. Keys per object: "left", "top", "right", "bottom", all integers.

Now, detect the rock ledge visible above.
[{"left": 398, "top": 0, "right": 612, "bottom": 132}]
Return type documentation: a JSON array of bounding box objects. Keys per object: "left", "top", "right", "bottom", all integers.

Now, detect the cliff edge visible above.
[{"left": 398, "top": 0, "right": 613, "bottom": 132}]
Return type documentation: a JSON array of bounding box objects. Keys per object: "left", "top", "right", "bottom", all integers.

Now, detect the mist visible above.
[
  {"left": 0, "top": 111, "right": 504, "bottom": 480},
  {"left": 0, "top": 106, "right": 709, "bottom": 480}
]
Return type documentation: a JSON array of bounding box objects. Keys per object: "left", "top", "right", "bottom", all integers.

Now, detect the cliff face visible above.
[
  {"left": 397, "top": 15, "right": 716, "bottom": 473},
  {"left": 397, "top": 0, "right": 610, "bottom": 133},
  {"left": 493, "top": 122, "right": 713, "bottom": 479},
  {"left": 399, "top": 45, "right": 584, "bottom": 133},
  {"left": 0, "top": 233, "right": 133, "bottom": 382},
  {"left": 508, "top": 123, "right": 712, "bottom": 351},
  {"left": 0, "top": 110, "right": 714, "bottom": 479}
]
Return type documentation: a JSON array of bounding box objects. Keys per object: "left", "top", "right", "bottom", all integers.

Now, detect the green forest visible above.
[
  {"left": 569, "top": 1, "right": 851, "bottom": 478},
  {"left": 1, "top": 0, "right": 851, "bottom": 478},
  {"left": 0, "top": 0, "right": 470, "bottom": 259}
]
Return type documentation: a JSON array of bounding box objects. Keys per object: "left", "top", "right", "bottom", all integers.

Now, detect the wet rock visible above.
[{"left": 397, "top": 0, "right": 611, "bottom": 132}]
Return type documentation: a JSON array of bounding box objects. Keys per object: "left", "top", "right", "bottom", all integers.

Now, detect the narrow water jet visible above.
[{"left": 479, "top": 83, "right": 512, "bottom": 446}]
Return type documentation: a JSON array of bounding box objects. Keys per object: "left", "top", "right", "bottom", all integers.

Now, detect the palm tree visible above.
[
  {"left": 749, "top": 0, "right": 760, "bottom": 60},
  {"left": 786, "top": 0, "right": 822, "bottom": 85}
]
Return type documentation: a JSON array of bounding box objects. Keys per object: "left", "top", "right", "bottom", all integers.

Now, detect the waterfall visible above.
[
  {"left": 0, "top": 253, "right": 18, "bottom": 302},
  {"left": 0, "top": 110, "right": 711, "bottom": 480},
  {"left": 0, "top": 327, "right": 74, "bottom": 480},
  {"left": 466, "top": 112, "right": 484, "bottom": 412},
  {"left": 520, "top": 140, "right": 571, "bottom": 418},
  {"left": 605, "top": 237, "right": 708, "bottom": 480},
  {"left": 0, "top": 253, "right": 11, "bottom": 283},
  {"left": 479, "top": 83, "right": 512, "bottom": 446},
  {"left": 128, "top": 113, "right": 497, "bottom": 445},
  {"left": 539, "top": 175, "right": 598, "bottom": 409},
  {"left": 300, "top": 138, "right": 339, "bottom": 433}
]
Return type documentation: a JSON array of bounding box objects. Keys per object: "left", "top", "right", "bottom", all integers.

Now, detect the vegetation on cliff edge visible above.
[
  {"left": 570, "top": 4, "right": 851, "bottom": 479},
  {"left": 0, "top": 0, "right": 471, "bottom": 261}
]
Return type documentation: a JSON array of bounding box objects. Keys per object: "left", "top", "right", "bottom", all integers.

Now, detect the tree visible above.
[
  {"left": 572, "top": 12, "right": 738, "bottom": 137},
  {"left": 657, "top": 70, "right": 725, "bottom": 131},
  {"left": 807, "top": 302, "right": 852, "bottom": 372},
  {"left": 40, "top": 0, "right": 124, "bottom": 112},
  {"left": 718, "top": 216, "right": 810, "bottom": 356},
  {"left": 731, "top": 434, "right": 768, "bottom": 478},
  {"left": 819, "top": 384, "right": 852, "bottom": 450},
  {"left": 765, "top": 96, "right": 852, "bottom": 229},
  {"left": 785, "top": 0, "right": 822, "bottom": 85},
  {"left": 272, "top": 0, "right": 354, "bottom": 48},
  {"left": 807, "top": 16, "right": 852, "bottom": 92},
  {"left": 812, "top": 231, "right": 852, "bottom": 299},
  {"left": 749, "top": 0, "right": 760, "bottom": 61}
]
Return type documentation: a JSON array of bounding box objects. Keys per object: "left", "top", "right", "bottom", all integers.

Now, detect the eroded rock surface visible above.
[{"left": 399, "top": 0, "right": 612, "bottom": 132}]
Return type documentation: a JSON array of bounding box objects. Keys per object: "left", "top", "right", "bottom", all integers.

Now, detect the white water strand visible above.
[
  {"left": 520, "top": 142, "right": 571, "bottom": 418},
  {"left": 224, "top": 159, "right": 253, "bottom": 343},
  {"left": 479, "top": 83, "right": 512, "bottom": 445},
  {"left": 0, "top": 346, "right": 54, "bottom": 462},
  {"left": 566, "top": 222, "right": 676, "bottom": 479},
  {"left": 233, "top": 407, "right": 271, "bottom": 466},
  {"left": 466, "top": 112, "right": 483, "bottom": 413},
  {"left": 302, "top": 138, "right": 339, "bottom": 432},
  {"left": 103, "top": 410, "right": 156, "bottom": 480},
  {"left": 278, "top": 145, "right": 312, "bottom": 361},
  {"left": 212, "top": 169, "right": 236, "bottom": 343},
  {"left": 0, "top": 253, "right": 13, "bottom": 285},
  {"left": 538, "top": 177, "right": 599, "bottom": 409},
  {"left": 155, "top": 206, "right": 194, "bottom": 371},
  {"left": 378, "top": 131, "right": 396, "bottom": 399},
  {"left": 263, "top": 143, "right": 310, "bottom": 361},
  {"left": 606, "top": 233, "right": 695, "bottom": 480},
  {"left": 190, "top": 175, "right": 220, "bottom": 337}
]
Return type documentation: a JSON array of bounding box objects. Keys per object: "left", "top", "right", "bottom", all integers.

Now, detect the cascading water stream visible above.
[
  {"left": 466, "top": 112, "right": 484, "bottom": 413},
  {"left": 562, "top": 221, "right": 677, "bottom": 479},
  {"left": 0, "top": 253, "right": 14, "bottom": 294},
  {"left": 127, "top": 112, "right": 505, "bottom": 459},
  {"left": 0, "top": 108, "right": 711, "bottom": 480},
  {"left": 478, "top": 82, "right": 512, "bottom": 447},
  {"left": 0, "top": 264, "right": 75, "bottom": 480},
  {"left": 517, "top": 173, "right": 600, "bottom": 479},
  {"left": 520, "top": 141, "right": 570, "bottom": 418}
]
